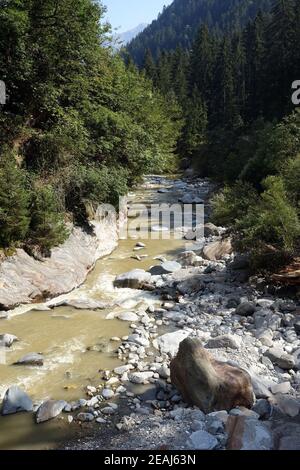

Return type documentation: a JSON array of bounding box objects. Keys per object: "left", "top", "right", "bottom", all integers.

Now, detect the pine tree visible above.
[
  {"left": 0, "top": 151, "right": 30, "bottom": 247},
  {"left": 265, "top": 0, "right": 296, "bottom": 118},
  {"left": 190, "top": 25, "right": 215, "bottom": 105},
  {"left": 182, "top": 85, "right": 208, "bottom": 158},
  {"left": 143, "top": 48, "right": 157, "bottom": 84},
  {"left": 29, "top": 185, "right": 68, "bottom": 254},
  {"left": 211, "top": 37, "right": 241, "bottom": 129}
]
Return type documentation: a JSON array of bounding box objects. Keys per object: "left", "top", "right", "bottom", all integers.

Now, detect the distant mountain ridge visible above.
[
  {"left": 117, "top": 23, "right": 148, "bottom": 47},
  {"left": 127, "top": 0, "right": 272, "bottom": 64}
]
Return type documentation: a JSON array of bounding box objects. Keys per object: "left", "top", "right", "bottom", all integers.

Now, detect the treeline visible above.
[
  {"left": 127, "top": 0, "right": 272, "bottom": 65},
  {"left": 141, "top": 0, "right": 300, "bottom": 269},
  {"left": 0, "top": 0, "right": 181, "bottom": 255}
]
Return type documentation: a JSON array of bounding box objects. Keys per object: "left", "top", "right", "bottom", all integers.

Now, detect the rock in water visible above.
[
  {"left": 0, "top": 334, "right": 18, "bottom": 348},
  {"left": 202, "top": 239, "right": 233, "bottom": 261},
  {"left": 13, "top": 353, "right": 44, "bottom": 366},
  {"left": 170, "top": 337, "right": 254, "bottom": 413},
  {"left": 36, "top": 400, "right": 67, "bottom": 423},
  {"left": 114, "top": 270, "right": 151, "bottom": 289},
  {"left": 1, "top": 386, "right": 33, "bottom": 415}
]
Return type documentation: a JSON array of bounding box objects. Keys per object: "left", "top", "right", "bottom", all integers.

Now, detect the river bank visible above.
[{"left": 1, "top": 175, "right": 300, "bottom": 450}]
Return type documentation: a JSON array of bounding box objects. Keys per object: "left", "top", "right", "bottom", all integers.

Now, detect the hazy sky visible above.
[{"left": 103, "top": 0, "right": 173, "bottom": 33}]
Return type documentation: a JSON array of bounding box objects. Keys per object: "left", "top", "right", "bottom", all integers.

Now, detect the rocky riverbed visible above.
[{"left": 1, "top": 175, "right": 300, "bottom": 450}]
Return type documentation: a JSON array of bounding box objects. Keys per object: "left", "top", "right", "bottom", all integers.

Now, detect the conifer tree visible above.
[{"left": 0, "top": 151, "right": 30, "bottom": 247}]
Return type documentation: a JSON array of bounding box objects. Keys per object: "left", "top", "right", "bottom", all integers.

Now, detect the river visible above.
[{"left": 0, "top": 175, "right": 205, "bottom": 449}]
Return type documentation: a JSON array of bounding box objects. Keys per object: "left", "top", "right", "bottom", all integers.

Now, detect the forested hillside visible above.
[
  {"left": 127, "top": 0, "right": 272, "bottom": 65},
  {"left": 140, "top": 0, "right": 300, "bottom": 270},
  {"left": 0, "top": 0, "right": 181, "bottom": 255}
]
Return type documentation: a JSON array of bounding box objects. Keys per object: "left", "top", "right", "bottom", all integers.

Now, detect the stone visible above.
[
  {"left": 127, "top": 334, "right": 150, "bottom": 348},
  {"left": 36, "top": 400, "right": 67, "bottom": 423},
  {"left": 102, "top": 389, "right": 114, "bottom": 399},
  {"left": 204, "top": 223, "right": 221, "bottom": 237},
  {"left": 187, "top": 430, "right": 218, "bottom": 450},
  {"left": 0, "top": 334, "right": 18, "bottom": 348},
  {"left": 128, "top": 372, "right": 154, "bottom": 384},
  {"left": 226, "top": 296, "right": 241, "bottom": 309},
  {"left": 13, "top": 352, "right": 44, "bottom": 366},
  {"left": 274, "top": 395, "right": 300, "bottom": 417},
  {"left": 158, "top": 364, "right": 170, "bottom": 379},
  {"left": 114, "top": 270, "right": 152, "bottom": 289},
  {"left": 208, "top": 410, "right": 229, "bottom": 424},
  {"left": 117, "top": 312, "right": 139, "bottom": 322},
  {"left": 265, "top": 347, "right": 295, "bottom": 370},
  {"left": 176, "top": 251, "right": 203, "bottom": 268},
  {"left": 226, "top": 416, "right": 273, "bottom": 450},
  {"left": 229, "top": 407, "right": 260, "bottom": 419},
  {"left": 249, "top": 373, "right": 273, "bottom": 399},
  {"left": 153, "top": 330, "right": 191, "bottom": 358},
  {"left": 161, "top": 261, "right": 181, "bottom": 273},
  {"left": 54, "top": 298, "right": 109, "bottom": 310},
  {"left": 76, "top": 412, "right": 94, "bottom": 422},
  {"left": 179, "top": 195, "right": 204, "bottom": 205},
  {"left": 206, "top": 334, "right": 241, "bottom": 350},
  {"left": 114, "top": 364, "right": 134, "bottom": 375},
  {"left": 1, "top": 386, "right": 33, "bottom": 415},
  {"left": 170, "top": 338, "right": 254, "bottom": 413},
  {"left": 202, "top": 239, "right": 233, "bottom": 261},
  {"left": 273, "top": 423, "right": 300, "bottom": 450},
  {"left": 270, "top": 382, "right": 291, "bottom": 395},
  {"left": 235, "top": 302, "right": 256, "bottom": 317},
  {"left": 252, "top": 399, "right": 273, "bottom": 420},
  {"left": 101, "top": 407, "right": 116, "bottom": 415}
]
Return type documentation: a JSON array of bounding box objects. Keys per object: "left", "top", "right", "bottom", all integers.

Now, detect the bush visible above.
[
  {"left": 238, "top": 176, "right": 300, "bottom": 253},
  {"left": 211, "top": 182, "right": 259, "bottom": 227}
]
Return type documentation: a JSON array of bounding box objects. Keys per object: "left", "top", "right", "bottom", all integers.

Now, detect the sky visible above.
[{"left": 103, "top": 0, "right": 173, "bottom": 33}]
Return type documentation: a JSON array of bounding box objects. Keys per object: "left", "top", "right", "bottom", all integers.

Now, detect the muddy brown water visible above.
[{"left": 0, "top": 177, "right": 197, "bottom": 449}]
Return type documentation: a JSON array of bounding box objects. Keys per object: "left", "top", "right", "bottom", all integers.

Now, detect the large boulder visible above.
[
  {"left": 202, "top": 238, "right": 233, "bottom": 261},
  {"left": 153, "top": 330, "right": 191, "bottom": 358},
  {"left": 176, "top": 251, "right": 203, "bottom": 268},
  {"left": 114, "top": 269, "right": 152, "bottom": 289},
  {"left": 1, "top": 386, "right": 33, "bottom": 415},
  {"left": 226, "top": 416, "right": 273, "bottom": 450},
  {"left": 36, "top": 400, "right": 67, "bottom": 423},
  {"left": 170, "top": 338, "right": 254, "bottom": 413}
]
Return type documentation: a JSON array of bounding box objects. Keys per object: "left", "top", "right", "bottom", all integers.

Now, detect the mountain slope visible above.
[{"left": 127, "top": 0, "right": 272, "bottom": 65}]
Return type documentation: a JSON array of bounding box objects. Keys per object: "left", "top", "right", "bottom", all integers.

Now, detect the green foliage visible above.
[
  {"left": 211, "top": 182, "right": 259, "bottom": 227},
  {"left": 29, "top": 184, "right": 68, "bottom": 254},
  {"left": 238, "top": 176, "right": 300, "bottom": 253},
  {"left": 0, "top": 0, "right": 181, "bottom": 252},
  {"left": 0, "top": 151, "right": 30, "bottom": 247}
]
